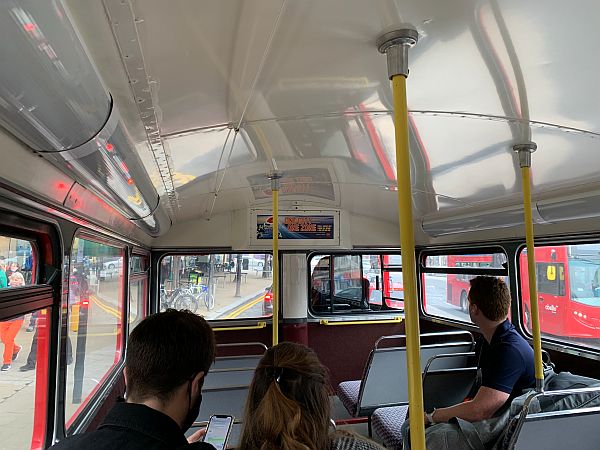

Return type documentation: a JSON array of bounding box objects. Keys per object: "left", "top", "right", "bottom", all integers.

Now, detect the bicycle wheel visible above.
[
  {"left": 175, "top": 294, "right": 199, "bottom": 314},
  {"left": 203, "top": 291, "right": 214, "bottom": 311}
]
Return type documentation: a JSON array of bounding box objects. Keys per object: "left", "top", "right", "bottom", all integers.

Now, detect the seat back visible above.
[
  {"left": 423, "top": 373, "right": 477, "bottom": 412},
  {"left": 356, "top": 338, "right": 474, "bottom": 416},
  {"left": 211, "top": 355, "right": 262, "bottom": 371},
  {"left": 513, "top": 407, "right": 600, "bottom": 450},
  {"left": 197, "top": 386, "right": 249, "bottom": 423},
  {"left": 204, "top": 368, "right": 255, "bottom": 390},
  {"left": 507, "top": 384, "right": 600, "bottom": 450},
  {"left": 199, "top": 342, "right": 266, "bottom": 422},
  {"left": 358, "top": 347, "right": 409, "bottom": 413}
]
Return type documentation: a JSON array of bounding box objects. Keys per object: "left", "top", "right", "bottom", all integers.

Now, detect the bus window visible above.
[
  {"left": 519, "top": 244, "right": 600, "bottom": 348},
  {"left": 129, "top": 254, "right": 148, "bottom": 334},
  {"left": 309, "top": 253, "right": 403, "bottom": 315},
  {"left": 130, "top": 255, "right": 147, "bottom": 274},
  {"left": 0, "top": 307, "right": 50, "bottom": 450},
  {"left": 65, "top": 236, "right": 125, "bottom": 428},
  {"left": 0, "top": 236, "right": 36, "bottom": 288},
  {"left": 422, "top": 252, "right": 508, "bottom": 324},
  {"left": 128, "top": 280, "right": 147, "bottom": 334},
  {"left": 536, "top": 262, "right": 565, "bottom": 296},
  {"left": 158, "top": 253, "right": 272, "bottom": 320}
]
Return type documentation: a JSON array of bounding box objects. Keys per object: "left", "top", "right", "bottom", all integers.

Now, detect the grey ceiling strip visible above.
[{"left": 102, "top": 0, "right": 179, "bottom": 215}]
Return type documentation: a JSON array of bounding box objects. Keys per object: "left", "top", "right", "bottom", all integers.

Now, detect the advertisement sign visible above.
[{"left": 257, "top": 214, "right": 334, "bottom": 240}]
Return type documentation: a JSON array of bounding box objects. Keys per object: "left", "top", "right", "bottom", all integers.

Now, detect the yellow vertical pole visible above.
[
  {"left": 271, "top": 176, "right": 280, "bottom": 346},
  {"left": 515, "top": 143, "right": 544, "bottom": 387},
  {"left": 392, "top": 74, "right": 425, "bottom": 450},
  {"left": 378, "top": 28, "right": 424, "bottom": 450}
]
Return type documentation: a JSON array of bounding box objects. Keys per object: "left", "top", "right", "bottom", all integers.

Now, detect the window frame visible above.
[
  {"left": 0, "top": 210, "right": 61, "bottom": 450},
  {"left": 516, "top": 239, "right": 600, "bottom": 354},
  {"left": 419, "top": 246, "right": 509, "bottom": 327},
  {"left": 63, "top": 230, "right": 129, "bottom": 434},
  {"left": 128, "top": 249, "right": 149, "bottom": 336},
  {"left": 154, "top": 250, "right": 274, "bottom": 323},
  {"left": 307, "top": 250, "right": 404, "bottom": 318}
]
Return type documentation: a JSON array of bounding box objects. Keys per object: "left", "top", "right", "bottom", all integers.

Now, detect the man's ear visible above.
[{"left": 191, "top": 371, "right": 205, "bottom": 396}]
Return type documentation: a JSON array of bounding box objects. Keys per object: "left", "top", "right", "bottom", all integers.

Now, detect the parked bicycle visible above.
[
  {"left": 188, "top": 283, "right": 214, "bottom": 311},
  {"left": 160, "top": 286, "right": 200, "bottom": 313}
]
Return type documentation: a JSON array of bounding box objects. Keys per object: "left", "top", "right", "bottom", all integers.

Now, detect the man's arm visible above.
[{"left": 427, "top": 386, "right": 509, "bottom": 424}]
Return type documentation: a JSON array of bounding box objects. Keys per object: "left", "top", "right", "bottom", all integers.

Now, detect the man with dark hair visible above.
[
  {"left": 52, "top": 309, "right": 216, "bottom": 449},
  {"left": 424, "top": 276, "right": 535, "bottom": 425}
]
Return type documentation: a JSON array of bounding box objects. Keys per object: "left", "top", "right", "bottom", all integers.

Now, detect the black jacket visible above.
[{"left": 51, "top": 403, "right": 215, "bottom": 450}]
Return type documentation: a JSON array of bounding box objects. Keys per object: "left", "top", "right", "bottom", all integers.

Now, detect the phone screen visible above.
[{"left": 203, "top": 415, "right": 233, "bottom": 450}]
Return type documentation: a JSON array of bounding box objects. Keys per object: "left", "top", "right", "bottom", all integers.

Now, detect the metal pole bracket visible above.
[
  {"left": 268, "top": 171, "right": 282, "bottom": 191},
  {"left": 377, "top": 27, "right": 419, "bottom": 78},
  {"left": 513, "top": 142, "right": 537, "bottom": 168}
]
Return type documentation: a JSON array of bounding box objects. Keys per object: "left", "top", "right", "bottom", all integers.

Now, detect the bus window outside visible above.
[
  {"left": 0, "top": 236, "right": 35, "bottom": 288},
  {"left": 422, "top": 253, "right": 508, "bottom": 324},
  {"left": 128, "top": 279, "right": 147, "bottom": 335},
  {"left": 0, "top": 307, "right": 51, "bottom": 450},
  {"left": 65, "top": 237, "right": 125, "bottom": 428},
  {"left": 159, "top": 254, "right": 273, "bottom": 320},
  {"left": 309, "top": 253, "right": 403, "bottom": 315},
  {"left": 519, "top": 244, "right": 600, "bottom": 349},
  {"left": 128, "top": 255, "right": 148, "bottom": 334}
]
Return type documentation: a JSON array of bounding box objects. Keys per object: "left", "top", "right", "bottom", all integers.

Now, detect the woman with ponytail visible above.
[{"left": 239, "top": 342, "right": 383, "bottom": 450}]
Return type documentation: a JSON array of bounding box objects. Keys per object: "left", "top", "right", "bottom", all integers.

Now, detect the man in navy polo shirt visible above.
[{"left": 425, "top": 276, "right": 535, "bottom": 425}]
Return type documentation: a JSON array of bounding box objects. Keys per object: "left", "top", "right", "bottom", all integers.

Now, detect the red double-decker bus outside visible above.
[
  {"left": 520, "top": 245, "right": 600, "bottom": 339},
  {"left": 445, "top": 248, "right": 600, "bottom": 340},
  {"left": 446, "top": 254, "right": 504, "bottom": 312}
]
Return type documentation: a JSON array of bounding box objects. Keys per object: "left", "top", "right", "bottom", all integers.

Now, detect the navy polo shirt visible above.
[{"left": 479, "top": 319, "right": 535, "bottom": 398}]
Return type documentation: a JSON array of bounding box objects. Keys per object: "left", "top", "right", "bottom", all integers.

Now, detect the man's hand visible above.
[{"left": 187, "top": 427, "right": 207, "bottom": 443}]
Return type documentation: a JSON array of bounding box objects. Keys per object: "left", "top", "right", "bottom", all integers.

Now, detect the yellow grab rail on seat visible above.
[
  {"left": 319, "top": 317, "right": 403, "bottom": 326},
  {"left": 213, "top": 321, "right": 267, "bottom": 332}
]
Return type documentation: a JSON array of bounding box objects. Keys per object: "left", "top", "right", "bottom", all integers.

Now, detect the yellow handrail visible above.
[
  {"left": 213, "top": 321, "right": 267, "bottom": 332},
  {"left": 392, "top": 73, "right": 426, "bottom": 449},
  {"left": 319, "top": 317, "right": 403, "bottom": 326},
  {"left": 521, "top": 165, "right": 544, "bottom": 384},
  {"left": 272, "top": 185, "right": 279, "bottom": 346}
]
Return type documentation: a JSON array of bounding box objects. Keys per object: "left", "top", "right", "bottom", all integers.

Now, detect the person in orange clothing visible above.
[{"left": 0, "top": 272, "right": 25, "bottom": 371}]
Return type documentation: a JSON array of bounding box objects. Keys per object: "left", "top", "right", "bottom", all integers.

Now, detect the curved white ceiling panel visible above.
[
  {"left": 529, "top": 126, "right": 600, "bottom": 191},
  {"left": 57, "top": 0, "right": 600, "bottom": 231},
  {"left": 477, "top": 0, "right": 600, "bottom": 133},
  {"left": 130, "top": 0, "right": 283, "bottom": 135}
]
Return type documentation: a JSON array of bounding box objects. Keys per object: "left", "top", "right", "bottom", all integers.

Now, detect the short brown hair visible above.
[
  {"left": 125, "top": 309, "right": 215, "bottom": 402},
  {"left": 468, "top": 276, "right": 510, "bottom": 322}
]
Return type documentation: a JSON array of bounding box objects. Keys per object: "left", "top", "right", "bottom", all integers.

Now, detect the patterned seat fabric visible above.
[
  {"left": 336, "top": 380, "right": 361, "bottom": 416},
  {"left": 371, "top": 405, "right": 409, "bottom": 450}
]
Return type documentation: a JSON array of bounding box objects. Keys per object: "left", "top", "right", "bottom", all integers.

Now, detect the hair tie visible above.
[{"left": 273, "top": 367, "right": 283, "bottom": 384}]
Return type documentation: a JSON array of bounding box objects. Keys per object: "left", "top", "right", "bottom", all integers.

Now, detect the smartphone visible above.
[{"left": 203, "top": 414, "right": 234, "bottom": 450}]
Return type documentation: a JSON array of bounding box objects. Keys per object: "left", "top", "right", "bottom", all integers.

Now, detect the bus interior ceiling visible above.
[
  {"left": 1, "top": 0, "right": 600, "bottom": 448},
  {"left": 1, "top": 0, "right": 600, "bottom": 248}
]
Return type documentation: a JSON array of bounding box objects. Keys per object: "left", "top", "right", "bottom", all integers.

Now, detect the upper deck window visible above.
[
  {"left": 65, "top": 236, "right": 125, "bottom": 428},
  {"left": 421, "top": 251, "right": 508, "bottom": 324},
  {"left": 159, "top": 253, "right": 273, "bottom": 320},
  {"left": 519, "top": 243, "right": 600, "bottom": 350},
  {"left": 309, "top": 253, "right": 403, "bottom": 316}
]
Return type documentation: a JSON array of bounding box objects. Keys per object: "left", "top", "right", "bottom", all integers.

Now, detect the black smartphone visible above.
[{"left": 203, "top": 414, "right": 234, "bottom": 450}]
